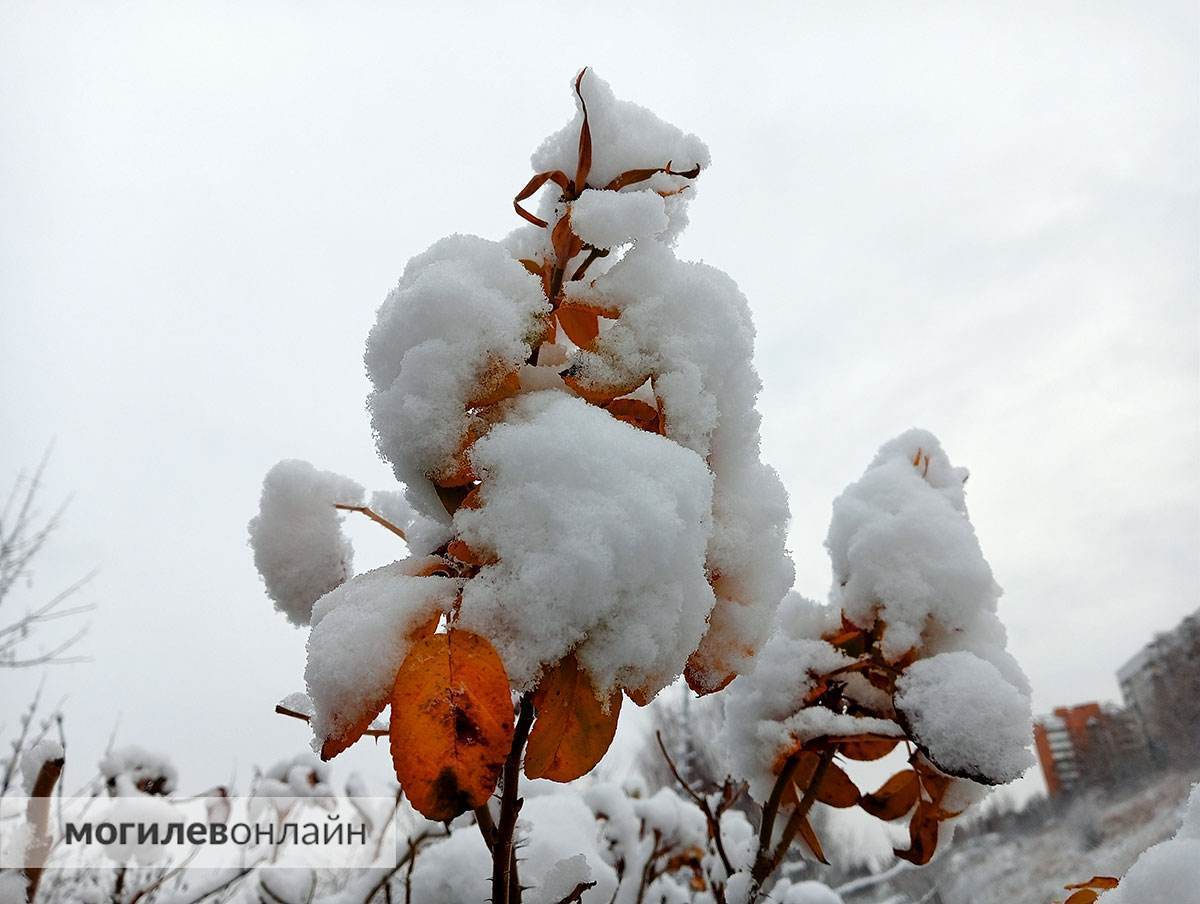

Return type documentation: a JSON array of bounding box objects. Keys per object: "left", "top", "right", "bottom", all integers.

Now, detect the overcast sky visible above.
[{"left": 2, "top": 1, "right": 1196, "bottom": 809}]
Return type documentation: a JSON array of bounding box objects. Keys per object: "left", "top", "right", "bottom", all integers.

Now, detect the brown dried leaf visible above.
[
  {"left": 837, "top": 735, "right": 901, "bottom": 761},
  {"left": 573, "top": 68, "right": 592, "bottom": 192},
  {"left": 859, "top": 770, "right": 920, "bottom": 821},
  {"left": 796, "top": 814, "right": 829, "bottom": 864},
  {"left": 893, "top": 799, "right": 942, "bottom": 865},
  {"left": 514, "top": 170, "right": 571, "bottom": 228}
]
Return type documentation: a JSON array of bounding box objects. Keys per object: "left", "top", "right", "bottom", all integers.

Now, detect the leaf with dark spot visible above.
[{"left": 389, "top": 629, "right": 514, "bottom": 821}]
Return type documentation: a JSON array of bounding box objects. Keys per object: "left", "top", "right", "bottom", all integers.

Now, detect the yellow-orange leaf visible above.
[
  {"left": 1065, "top": 878, "right": 1120, "bottom": 891},
  {"left": 556, "top": 307, "right": 600, "bottom": 350},
  {"left": 860, "top": 770, "right": 920, "bottom": 821},
  {"left": 390, "top": 630, "right": 514, "bottom": 821},
  {"left": 446, "top": 538, "right": 496, "bottom": 568},
  {"left": 1064, "top": 891, "right": 1101, "bottom": 904},
  {"left": 525, "top": 653, "right": 621, "bottom": 782},
  {"left": 468, "top": 367, "right": 521, "bottom": 410},
  {"left": 605, "top": 398, "right": 662, "bottom": 434}
]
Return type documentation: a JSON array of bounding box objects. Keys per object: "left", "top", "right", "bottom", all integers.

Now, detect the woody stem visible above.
[{"left": 493, "top": 693, "right": 535, "bottom": 904}]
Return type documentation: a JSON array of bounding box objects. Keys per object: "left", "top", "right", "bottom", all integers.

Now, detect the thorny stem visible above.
[
  {"left": 493, "top": 694, "right": 535, "bottom": 904},
  {"left": 334, "top": 504, "right": 407, "bottom": 541}
]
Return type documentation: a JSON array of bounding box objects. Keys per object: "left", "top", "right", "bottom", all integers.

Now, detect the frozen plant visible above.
[
  {"left": 248, "top": 69, "right": 1029, "bottom": 904},
  {"left": 250, "top": 67, "right": 791, "bottom": 904},
  {"left": 714, "top": 432, "right": 1033, "bottom": 900}
]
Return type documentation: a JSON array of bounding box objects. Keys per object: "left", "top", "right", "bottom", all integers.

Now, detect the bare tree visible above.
[{"left": 0, "top": 449, "right": 95, "bottom": 667}]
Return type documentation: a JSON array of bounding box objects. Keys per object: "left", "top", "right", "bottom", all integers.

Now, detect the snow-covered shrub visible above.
[
  {"left": 717, "top": 431, "right": 1032, "bottom": 895},
  {"left": 247, "top": 67, "right": 794, "bottom": 904},
  {"left": 98, "top": 744, "right": 177, "bottom": 797},
  {"left": 246, "top": 69, "right": 1029, "bottom": 904}
]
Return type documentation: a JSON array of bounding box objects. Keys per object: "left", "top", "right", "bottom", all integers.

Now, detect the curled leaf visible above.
[
  {"left": 390, "top": 629, "right": 514, "bottom": 821},
  {"left": 893, "top": 799, "right": 942, "bottom": 865},
  {"left": 514, "top": 170, "right": 571, "bottom": 228},
  {"left": 859, "top": 770, "right": 920, "bottom": 821}
]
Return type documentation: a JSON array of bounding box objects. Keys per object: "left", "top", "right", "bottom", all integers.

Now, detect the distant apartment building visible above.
[
  {"left": 1033, "top": 702, "right": 1153, "bottom": 797},
  {"left": 1118, "top": 609, "right": 1200, "bottom": 766}
]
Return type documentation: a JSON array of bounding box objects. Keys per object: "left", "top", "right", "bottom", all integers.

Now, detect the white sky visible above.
[{"left": 2, "top": 1, "right": 1197, "bottom": 809}]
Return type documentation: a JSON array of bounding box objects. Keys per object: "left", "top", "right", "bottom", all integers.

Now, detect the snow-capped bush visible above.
[
  {"left": 719, "top": 431, "right": 1032, "bottom": 889},
  {"left": 248, "top": 460, "right": 363, "bottom": 626},
  {"left": 245, "top": 69, "right": 1030, "bottom": 904},
  {"left": 99, "top": 745, "right": 177, "bottom": 797}
]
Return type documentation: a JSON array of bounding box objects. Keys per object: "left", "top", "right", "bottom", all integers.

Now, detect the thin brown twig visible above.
[
  {"left": 655, "top": 731, "right": 734, "bottom": 877},
  {"left": 334, "top": 504, "right": 407, "bottom": 541},
  {"left": 753, "top": 747, "right": 836, "bottom": 893},
  {"left": 554, "top": 880, "right": 597, "bottom": 903},
  {"left": 275, "top": 704, "right": 388, "bottom": 737}
]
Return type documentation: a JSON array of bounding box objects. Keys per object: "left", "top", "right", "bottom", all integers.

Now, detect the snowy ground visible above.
[{"left": 838, "top": 769, "right": 1199, "bottom": 904}]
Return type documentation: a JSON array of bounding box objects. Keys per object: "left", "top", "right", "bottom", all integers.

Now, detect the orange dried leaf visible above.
[
  {"left": 605, "top": 398, "right": 661, "bottom": 433},
  {"left": 468, "top": 368, "right": 521, "bottom": 410},
  {"left": 1064, "top": 891, "right": 1101, "bottom": 904},
  {"left": 860, "top": 770, "right": 920, "bottom": 821},
  {"left": 320, "top": 704, "right": 385, "bottom": 762},
  {"left": 1065, "top": 878, "right": 1120, "bottom": 891},
  {"left": 561, "top": 365, "right": 650, "bottom": 406},
  {"left": 684, "top": 661, "right": 736, "bottom": 696},
  {"left": 514, "top": 170, "right": 571, "bottom": 228},
  {"left": 389, "top": 630, "right": 514, "bottom": 821},
  {"left": 446, "top": 538, "right": 496, "bottom": 568},
  {"left": 525, "top": 653, "right": 621, "bottom": 782},
  {"left": 551, "top": 210, "right": 582, "bottom": 264},
  {"left": 556, "top": 307, "right": 600, "bottom": 350}
]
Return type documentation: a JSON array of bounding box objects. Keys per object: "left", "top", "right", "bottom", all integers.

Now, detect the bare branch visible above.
[
  {"left": 275, "top": 704, "right": 388, "bottom": 737},
  {"left": 334, "top": 504, "right": 407, "bottom": 541}
]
